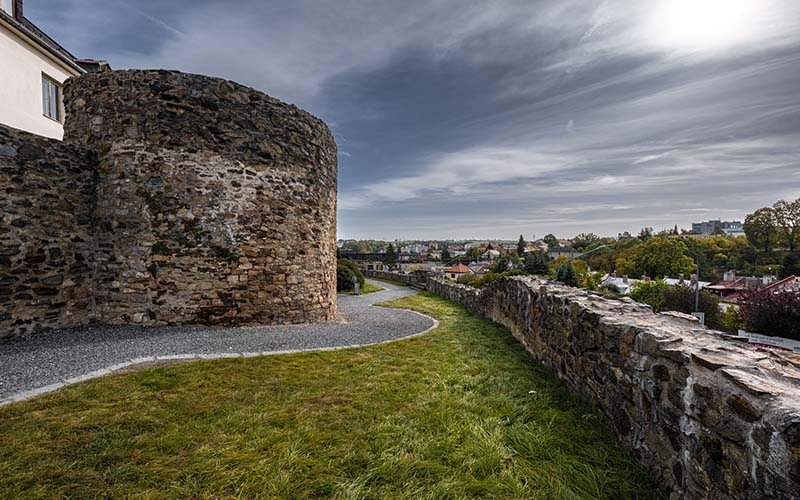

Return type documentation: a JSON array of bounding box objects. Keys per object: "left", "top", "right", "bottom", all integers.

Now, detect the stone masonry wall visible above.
[
  {"left": 0, "top": 69, "right": 337, "bottom": 336},
  {"left": 62, "top": 70, "right": 338, "bottom": 326},
  {"left": 0, "top": 126, "right": 97, "bottom": 337},
  {"left": 366, "top": 270, "right": 427, "bottom": 288},
  {"left": 424, "top": 274, "right": 800, "bottom": 499}
]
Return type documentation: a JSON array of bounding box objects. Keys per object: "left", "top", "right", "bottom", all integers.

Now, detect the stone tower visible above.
[{"left": 0, "top": 69, "right": 337, "bottom": 336}]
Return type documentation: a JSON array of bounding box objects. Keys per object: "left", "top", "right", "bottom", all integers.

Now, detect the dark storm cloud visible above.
[{"left": 28, "top": 0, "right": 800, "bottom": 238}]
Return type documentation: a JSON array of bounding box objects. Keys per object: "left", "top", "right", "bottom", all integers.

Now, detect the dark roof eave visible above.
[{"left": 0, "top": 11, "right": 85, "bottom": 75}]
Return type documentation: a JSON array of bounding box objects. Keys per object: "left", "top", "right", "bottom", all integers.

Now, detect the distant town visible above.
[{"left": 339, "top": 201, "right": 800, "bottom": 339}]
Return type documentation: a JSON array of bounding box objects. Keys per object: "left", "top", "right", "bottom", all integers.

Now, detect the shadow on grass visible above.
[{"left": 0, "top": 293, "right": 664, "bottom": 499}]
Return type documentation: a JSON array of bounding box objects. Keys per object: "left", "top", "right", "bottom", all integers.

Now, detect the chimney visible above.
[
  {"left": 13, "top": 0, "right": 22, "bottom": 20},
  {"left": 690, "top": 274, "right": 698, "bottom": 285},
  {"left": 642, "top": 275, "right": 651, "bottom": 282},
  {"left": 723, "top": 270, "right": 736, "bottom": 282},
  {"left": 611, "top": 271, "right": 617, "bottom": 278},
  {"left": 678, "top": 273, "right": 685, "bottom": 284},
  {"left": 623, "top": 275, "right": 629, "bottom": 284}
]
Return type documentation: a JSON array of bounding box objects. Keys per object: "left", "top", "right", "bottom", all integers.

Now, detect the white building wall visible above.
[{"left": 0, "top": 22, "right": 78, "bottom": 139}]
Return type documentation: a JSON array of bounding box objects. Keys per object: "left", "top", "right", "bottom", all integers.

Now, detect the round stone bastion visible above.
[{"left": 63, "top": 70, "right": 337, "bottom": 326}]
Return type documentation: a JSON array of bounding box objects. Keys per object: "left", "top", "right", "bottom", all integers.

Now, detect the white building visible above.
[{"left": 1, "top": 1, "right": 103, "bottom": 139}]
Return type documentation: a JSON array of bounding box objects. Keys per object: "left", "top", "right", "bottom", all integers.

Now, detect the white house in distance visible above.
[{"left": 1, "top": 0, "right": 105, "bottom": 139}]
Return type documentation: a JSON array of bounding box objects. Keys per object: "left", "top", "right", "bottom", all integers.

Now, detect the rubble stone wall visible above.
[
  {"left": 426, "top": 274, "right": 799, "bottom": 499},
  {"left": 0, "top": 69, "right": 337, "bottom": 336},
  {"left": 0, "top": 126, "right": 97, "bottom": 337},
  {"left": 365, "top": 270, "right": 426, "bottom": 288}
]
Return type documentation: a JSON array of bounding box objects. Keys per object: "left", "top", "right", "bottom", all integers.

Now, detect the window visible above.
[
  {"left": 42, "top": 74, "right": 61, "bottom": 122},
  {"left": 0, "top": 0, "right": 13, "bottom": 16}
]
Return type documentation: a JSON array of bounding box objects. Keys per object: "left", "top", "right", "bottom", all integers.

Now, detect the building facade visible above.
[
  {"left": 0, "top": 0, "right": 101, "bottom": 139},
  {"left": 691, "top": 220, "right": 744, "bottom": 236}
]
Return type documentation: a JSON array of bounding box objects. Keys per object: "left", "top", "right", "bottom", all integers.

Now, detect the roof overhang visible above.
[{"left": 0, "top": 12, "right": 85, "bottom": 76}]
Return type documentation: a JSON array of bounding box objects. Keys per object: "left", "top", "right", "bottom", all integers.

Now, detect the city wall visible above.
[
  {"left": 1, "top": 70, "right": 338, "bottom": 337},
  {"left": 368, "top": 270, "right": 800, "bottom": 499}
]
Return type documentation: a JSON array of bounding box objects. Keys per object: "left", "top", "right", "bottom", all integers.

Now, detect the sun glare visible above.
[{"left": 652, "top": 0, "right": 760, "bottom": 50}]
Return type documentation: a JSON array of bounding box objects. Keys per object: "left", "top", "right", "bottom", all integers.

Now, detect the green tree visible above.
[
  {"left": 523, "top": 251, "right": 549, "bottom": 275},
  {"left": 627, "top": 237, "right": 695, "bottom": 278},
  {"left": 782, "top": 252, "right": 800, "bottom": 278},
  {"left": 773, "top": 198, "right": 800, "bottom": 252},
  {"left": 384, "top": 244, "right": 398, "bottom": 264},
  {"left": 663, "top": 286, "right": 721, "bottom": 327},
  {"left": 582, "top": 273, "right": 602, "bottom": 291},
  {"left": 517, "top": 235, "right": 526, "bottom": 257},
  {"left": 441, "top": 246, "right": 451, "bottom": 261},
  {"left": 556, "top": 261, "right": 579, "bottom": 287},
  {"left": 465, "top": 247, "right": 481, "bottom": 261},
  {"left": 744, "top": 207, "right": 779, "bottom": 254},
  {"left": 629, "top": 280, "right": 669, "bottom": 312},
  {"left": 491, "top": 255, "right": 510, "bottom": 274},
  {"left": 638, "top": 227, "right": 654, "bottom": 241},
  {"left": 543, "top": 234, "right": 559, "bottom": 249},
  {"left": 573, "top": 233, "right": 600, "bottom": 251}
]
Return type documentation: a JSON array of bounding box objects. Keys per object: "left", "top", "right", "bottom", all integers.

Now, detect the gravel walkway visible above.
[{"left": 0, "top": 280, "right": 435, "bottom": 405}]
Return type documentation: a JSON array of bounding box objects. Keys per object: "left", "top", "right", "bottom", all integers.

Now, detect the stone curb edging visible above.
[{"left": 0, "top": 308, "right": 439, "bottom": 407}]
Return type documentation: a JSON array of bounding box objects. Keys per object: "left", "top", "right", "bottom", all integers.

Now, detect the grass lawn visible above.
[
  {"left": 0, "top": 293, "right": 661, "bottom": 499},
  {"left": 339, "top": 282, "right": 385, "bottom": 295}
]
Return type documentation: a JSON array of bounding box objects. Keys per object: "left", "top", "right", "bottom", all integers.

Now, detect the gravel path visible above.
[{"left": 0, "top": 280, "right": 435, "bottom": 405}]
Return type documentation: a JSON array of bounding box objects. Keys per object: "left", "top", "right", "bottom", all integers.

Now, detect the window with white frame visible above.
[
  {"left": 41, "top": 74, "right": 61, "bottom": 121},
  {"left": 0, "top": 0, "right": 13, "bottom": 16}
]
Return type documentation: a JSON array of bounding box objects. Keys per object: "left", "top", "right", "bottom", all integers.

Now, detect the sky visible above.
[{"left": 28, "top": 0, "right": 800, "bottom": 239}]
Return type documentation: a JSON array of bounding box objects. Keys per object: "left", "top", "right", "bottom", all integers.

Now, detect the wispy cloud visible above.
[{"left": 25, "top": 0, "right": 800, "bottom": 238}]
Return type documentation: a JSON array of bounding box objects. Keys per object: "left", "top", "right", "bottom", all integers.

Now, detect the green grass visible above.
[
  {"left": 0, "top": 293, "right": 662, "bottom": 499},
  {"left": 339, "top": 282, "right": 385, "bottom": 295}
]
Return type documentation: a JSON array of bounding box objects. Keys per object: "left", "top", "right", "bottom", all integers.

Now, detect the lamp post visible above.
[{"left": 556, "top": 244, "right": 609, "bottom": 283}]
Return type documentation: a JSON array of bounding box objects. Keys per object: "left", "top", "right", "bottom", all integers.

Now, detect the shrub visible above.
[
  {"left": 599, "top": 284, "right": 621, "bottom": 296},
  {"left": 663, "top": 285, "right": 720, "bottom": 327},
  {"left": 456, "top": 274, "right": 477, "bottom": 286},
  {"left": 717, "top": 306, "right": 746, "bottom": 333},
  {"left": 782, "top": 252, "right": 800, "bottom": 278},
  {"left": 582, "top": 273, "right": 601, "bottom": 291},
  {"left": 336, "top": 258, "right": 365, "bottom": 292},
  {"left": 740, "top": 289, "right": 800, "bottom": 340},
  {"left": 336, "top": 264, "right": 356, "bottom": 292},
  {"left": 472, "top": 273, "right": 500, "bottom": 288},
  {"left": 338, "top": 259, "right": 365, "bottom": 285},
  {"left": 629, "top": 280, "right": 669, "bottom": 312}
]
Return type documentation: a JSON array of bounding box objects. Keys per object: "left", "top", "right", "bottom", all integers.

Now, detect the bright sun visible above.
[{"left": 653, "top": 0, "right": 759, "bottom": 50}]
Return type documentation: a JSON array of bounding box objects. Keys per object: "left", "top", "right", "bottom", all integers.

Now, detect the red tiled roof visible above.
[
  {"left": 706, "top": 278, "right": 747, "bottom": 291},
  {"left": 444, "top": 263, "right": 472, "bottom": 274},
  {"left": 765, "top": 276, "right": 799, "bottom": 291}
]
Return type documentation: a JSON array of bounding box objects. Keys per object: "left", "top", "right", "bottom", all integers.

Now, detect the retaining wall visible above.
[
  {"left": 366, "top": 270, "right": 427, "bottom": 288},
  {"left": 0, "top": 126, "right": 96, "bottom": 336},
  {"left": 392, "top": 272, "right": 800, "bottom": 499}
]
